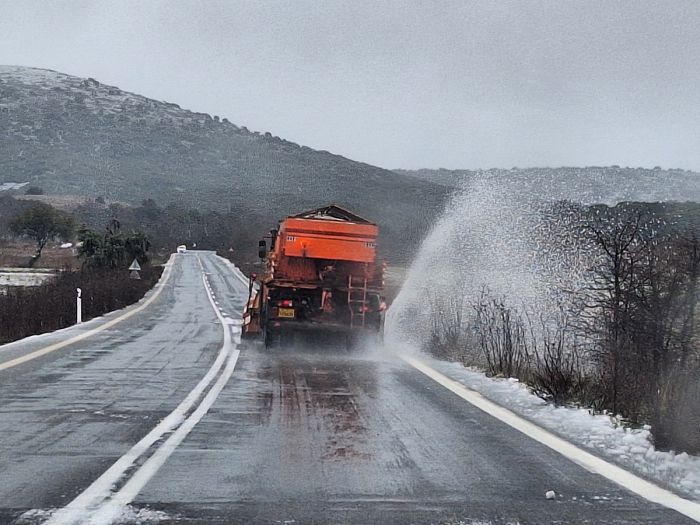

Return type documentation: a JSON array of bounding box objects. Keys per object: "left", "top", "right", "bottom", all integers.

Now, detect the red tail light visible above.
[{"left": 279, "top": 299, "right": 293, "bottom": 307}]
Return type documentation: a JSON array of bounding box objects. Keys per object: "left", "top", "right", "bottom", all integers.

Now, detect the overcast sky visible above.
[{"left": 1, "top": 1, "right": 699, "bottom": 170}]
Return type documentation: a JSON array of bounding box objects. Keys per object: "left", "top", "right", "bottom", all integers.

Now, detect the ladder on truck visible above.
[{"left": 347, "top": 275, "right": 368, "bottom": 328}]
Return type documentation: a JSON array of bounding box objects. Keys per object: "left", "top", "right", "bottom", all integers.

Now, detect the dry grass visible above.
[{"left": 0, "top": 240, "right": 80, "bottom": 269}]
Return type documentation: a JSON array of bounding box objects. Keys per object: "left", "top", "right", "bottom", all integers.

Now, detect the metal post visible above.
[{"left": 76, "top": 288, "right": 82, "bottom": 324}]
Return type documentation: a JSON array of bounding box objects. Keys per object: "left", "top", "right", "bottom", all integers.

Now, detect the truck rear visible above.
[{"left": 243, "top": 205, "right": 385, "bottom": 347}]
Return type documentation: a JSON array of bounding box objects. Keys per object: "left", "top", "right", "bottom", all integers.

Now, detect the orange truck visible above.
[{"left": 243, "top": 205, "right": 385, "bottom": 347}]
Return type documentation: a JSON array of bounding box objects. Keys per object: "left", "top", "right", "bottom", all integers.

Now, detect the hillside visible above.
[{"left": 0, "top": 66, "right": 448, "bottom": 262}]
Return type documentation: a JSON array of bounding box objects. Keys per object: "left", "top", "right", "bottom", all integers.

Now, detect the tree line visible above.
[
  {"left": 4, "top": 200, "right": 152, "bottom": 269},
  {"left": 0, "top": 195, "right": 261, "bottom": 267}
]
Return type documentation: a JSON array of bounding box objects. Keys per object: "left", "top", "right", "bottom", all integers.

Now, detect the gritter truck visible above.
[{"left": 243, "top": 205, "right": 385, "bottom": 347}]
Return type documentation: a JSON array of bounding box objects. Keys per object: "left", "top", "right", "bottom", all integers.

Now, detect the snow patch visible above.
[
  {"left": 15, "top": 506, "right": 172, "bottom": 524},
  {"left": 15, "top": 508, "right": 56, "bottom": 523},
  {"left": 420, "top": 354, "right": 700, "bottom": 500},
  {"left": 111, "top": 505, "right": 172, "bottom": 524},
  {"left": 0, "top": 181, "right": 29, "bottom": 192}
]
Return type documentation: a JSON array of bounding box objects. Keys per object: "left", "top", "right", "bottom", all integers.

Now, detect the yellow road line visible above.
[{"left": 0, "top": 255, "right": 176, "bottom": 372}]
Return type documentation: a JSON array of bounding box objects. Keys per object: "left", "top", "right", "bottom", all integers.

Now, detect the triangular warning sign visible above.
[{"left": 128, "top": 259, "right": 141, "bottom": 271}]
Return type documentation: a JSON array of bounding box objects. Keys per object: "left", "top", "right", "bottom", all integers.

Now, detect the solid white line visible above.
[
  {"left": 44, "top": 347, "right": 228, "bottom": 525},
  {"left": 216, "top": 254, "right": 250, "bottom": 286},
  {"left": 45, "top": 257, "right": 240, "bottom": 525},
  {"left": 89, "top": 264, "right": 240, "bottom": 522},
  {"left": 0, "top": 255, "right": 176, "bottom": 370},
  {"left": 401, "top": 355, "right": 700, "bottom": 523},
  {"left": 90, "top": 347, "right": 240, "bottom": 524}
]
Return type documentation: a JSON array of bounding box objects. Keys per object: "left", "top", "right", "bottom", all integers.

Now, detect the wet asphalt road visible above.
[{"left": 0, "top": 252, "right": 695, "bottom": 524}]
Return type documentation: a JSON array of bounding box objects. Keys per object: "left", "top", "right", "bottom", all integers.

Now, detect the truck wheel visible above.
[{"left": 264, "top": 327, "right": 276, "bottom": 349}]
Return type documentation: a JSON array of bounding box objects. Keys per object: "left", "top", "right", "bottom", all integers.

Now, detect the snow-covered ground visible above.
[
  {"left": 0, "top": 269, "right": 57, "bottom": 287},
  {"left": 0, "top": 182, "right": 29, "bottom": 192},
  {"left": 413, "top": 352, "right": 700, "bottom": 501}
]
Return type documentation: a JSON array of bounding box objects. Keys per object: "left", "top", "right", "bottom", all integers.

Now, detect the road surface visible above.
[{"left": 0, "top": 251, "right": 695, "bottom": 524}]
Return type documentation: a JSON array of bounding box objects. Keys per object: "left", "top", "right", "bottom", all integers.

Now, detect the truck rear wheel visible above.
[{"left": 264, "top": 327, "right": 277, "bottom": 349}]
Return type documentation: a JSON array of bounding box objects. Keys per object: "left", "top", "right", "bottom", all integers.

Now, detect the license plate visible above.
[{"left": 278, "top": 307, "right": 295, "bottom": 318}]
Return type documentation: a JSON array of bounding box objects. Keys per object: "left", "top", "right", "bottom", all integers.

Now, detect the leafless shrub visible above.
[
  {"left": 472, "top": 291, "right": 532, "bottom": 379},
  {"left": 470, "top": 291, "right": 592, "bottom": 405},
  {"left": 427, "top": 293, "right": 471, "bottom": 361},
  {"left": 528, "top": 311, "right": 589, "bottom": 405}
]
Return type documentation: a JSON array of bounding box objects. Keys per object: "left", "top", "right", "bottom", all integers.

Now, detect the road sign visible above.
[{"left": 128, "top": 259, "right": 141, "bottom": 271}]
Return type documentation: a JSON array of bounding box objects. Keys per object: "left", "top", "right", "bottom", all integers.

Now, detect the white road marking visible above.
[
  {"left": 91, "top": 346, "right": 239, "bottom": 524},
  {"left": 216, "top": 255, "right": 250, "bottom": 286},
  {"left": 45, "top": 256, "right": 243, "bottom": 525},
  {"left": 0, "top": 256, "right": 176, "bottom": 370},
  {"left": 401, "top": 355, "right": 700, "bottom": 523}
]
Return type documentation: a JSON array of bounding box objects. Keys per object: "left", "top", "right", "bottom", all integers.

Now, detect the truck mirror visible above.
[
  {"left": 258, "top": 240, "right": 267, "bottom": 259},
  {"left": 269, "top": 229, "right": 278, "bottom": 250}
]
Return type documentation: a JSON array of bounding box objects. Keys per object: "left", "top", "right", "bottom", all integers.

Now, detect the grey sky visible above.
[{"left": 2, "top": 1, "right": 700, "bottom": 170}]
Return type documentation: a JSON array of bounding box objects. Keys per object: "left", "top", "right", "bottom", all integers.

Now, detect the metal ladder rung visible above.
[{"left": 347, "top": 274, "right": 369, "bottom": 328}]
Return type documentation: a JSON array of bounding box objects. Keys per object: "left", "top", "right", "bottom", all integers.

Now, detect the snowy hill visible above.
[{"left": 0, "top": 66, "right": 448, "bottom": 261}]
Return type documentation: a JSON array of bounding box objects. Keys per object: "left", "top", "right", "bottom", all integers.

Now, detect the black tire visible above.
[{"left": 264, "top": 327, "right": 276, "bottom": 349}]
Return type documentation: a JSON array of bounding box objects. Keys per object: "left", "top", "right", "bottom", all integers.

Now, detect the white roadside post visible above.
[{"left": 76, "top": 288, "right": 82, "bottom": 324}]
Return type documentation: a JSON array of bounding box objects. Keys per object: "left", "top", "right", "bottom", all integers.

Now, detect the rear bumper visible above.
[{"left": 266, "top": 318, "right": 380, "bottom": 334}]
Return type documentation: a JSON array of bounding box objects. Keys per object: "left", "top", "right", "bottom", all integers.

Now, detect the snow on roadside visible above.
[
  {"left": 421, "top": 354, "right": 700, "bottom": 501},
  {"left": 111, "top": 505, "right": 173, "bottom": 524},
  {"left": 16, "top": 505, "right": 172, "bottom": 524}
]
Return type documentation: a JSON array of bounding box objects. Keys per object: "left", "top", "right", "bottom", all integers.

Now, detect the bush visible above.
[
  {"left": 78, "top": 221, "right": 150, "bottom": 269},
  {"left": 473, "top": 293, "right": 531, "bottom": 379},
  {"left": 0, "top": 265, "right": 162, "bottom": 344},
  {"left": 427, "top": 294, "right": 470, "bottom": 361}
]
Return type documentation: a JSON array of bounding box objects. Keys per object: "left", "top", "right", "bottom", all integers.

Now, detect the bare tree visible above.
[{"left": 9, "top": 203, "right": 74, "bottom": 265}]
